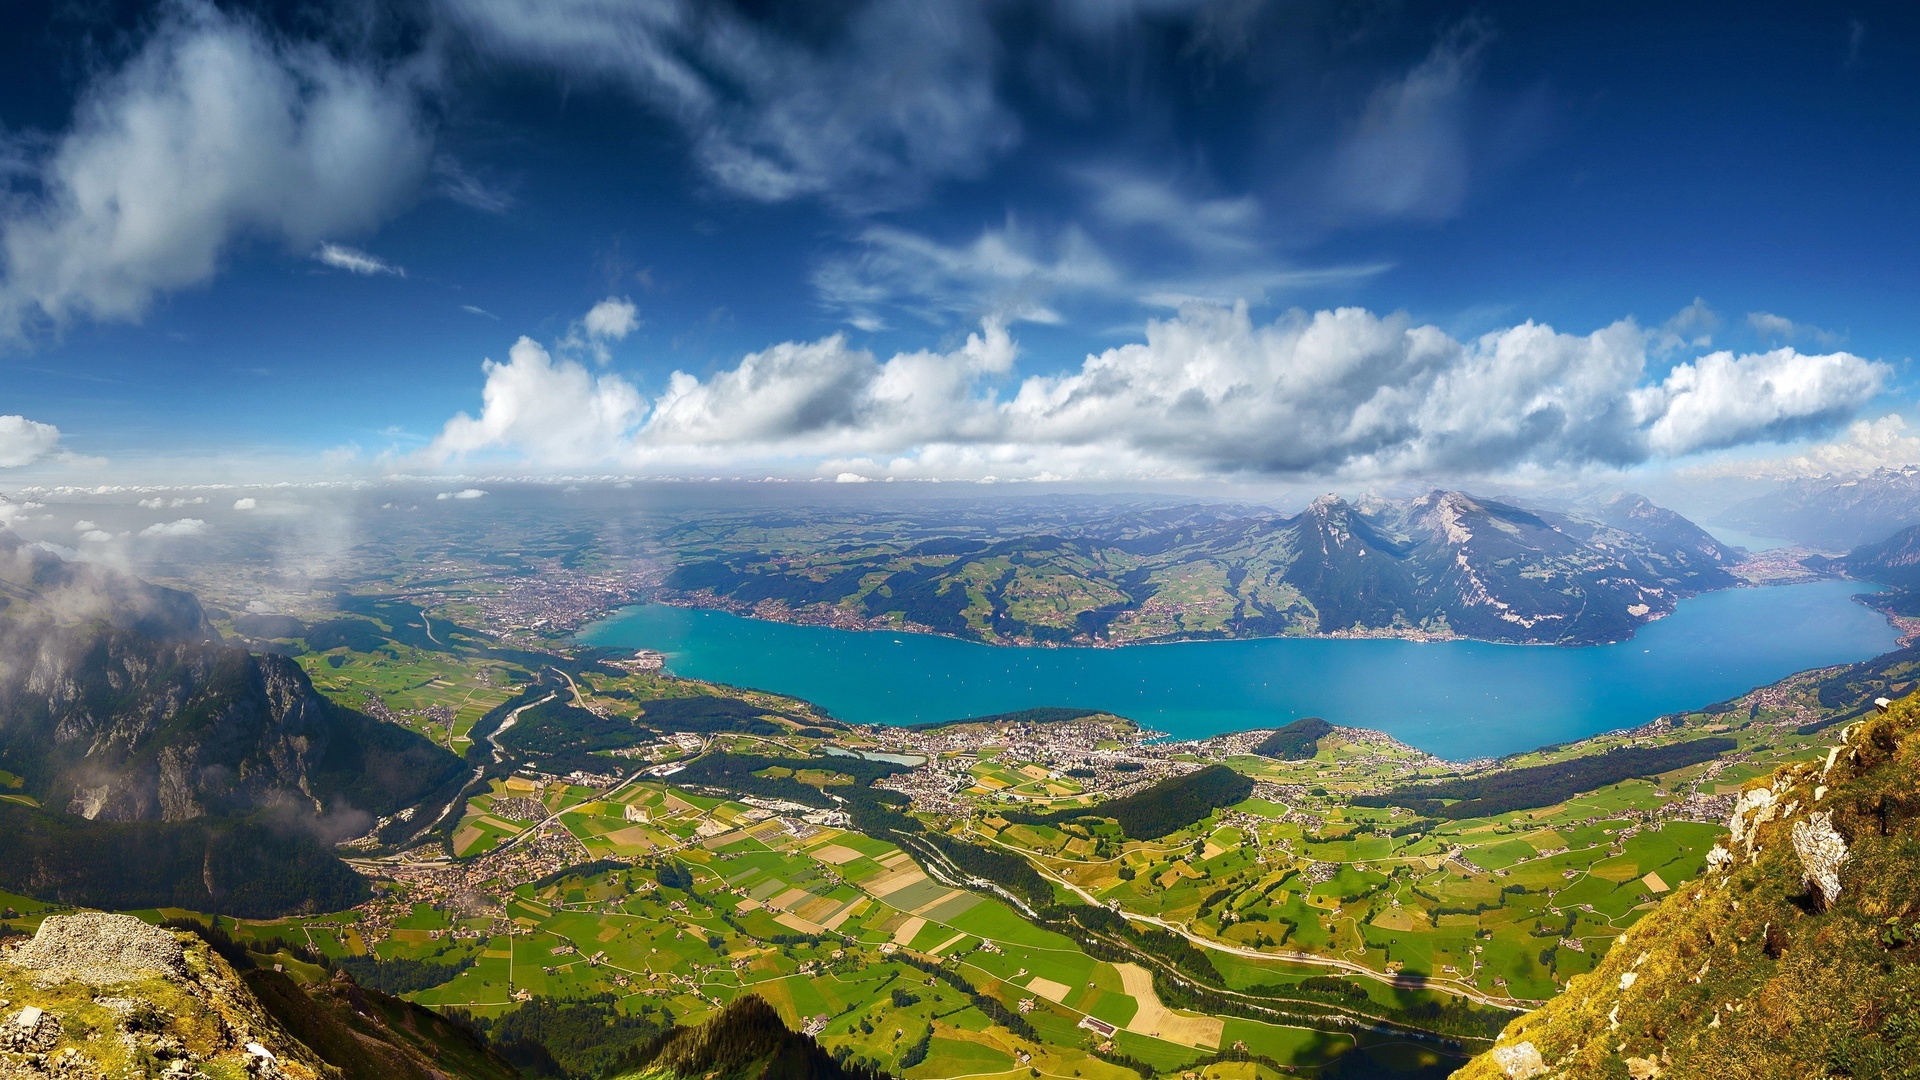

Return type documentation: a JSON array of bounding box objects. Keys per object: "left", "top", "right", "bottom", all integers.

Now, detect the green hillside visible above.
[{"left": 1455, "top": 693, "right": 1920, "bottom": 1079}]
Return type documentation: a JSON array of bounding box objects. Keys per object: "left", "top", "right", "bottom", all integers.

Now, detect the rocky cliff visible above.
[
  {"left": 0, "top": 529, "right": 465, "bottom": 915},
  {"left": 1454, "top": 693, "right": 1920, "bottom": 1079}
]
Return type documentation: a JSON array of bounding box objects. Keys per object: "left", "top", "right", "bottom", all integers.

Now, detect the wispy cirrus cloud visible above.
[
  {"left": 315, "top": 243, "right": 405, "bottom": 277},
  {"left": 437, "top": 0, "right": 1017, "bottom": 211}
]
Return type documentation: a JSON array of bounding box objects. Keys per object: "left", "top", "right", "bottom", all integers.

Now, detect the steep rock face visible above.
[
  {"left": 0, "top": 624, "right": 461, "bottom": 827},
  {"left": 1454, "top": 695, "right": 1920, "bottom": 1080},
  {"left": 0, "top": 527, "right": 461, "bottom": 829}
]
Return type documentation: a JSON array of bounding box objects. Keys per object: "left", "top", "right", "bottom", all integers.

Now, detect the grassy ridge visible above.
[{"left": 1456, "top": 695, "right": 1920, "bottom": 1079}]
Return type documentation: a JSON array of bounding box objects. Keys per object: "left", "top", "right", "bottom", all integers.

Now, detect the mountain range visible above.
[
  {"left": 1719, "top": 465, "right": 1920, "bottom": 550},
  {"left": 660, "top": 490, "right": 1741, "bottom": 646}
]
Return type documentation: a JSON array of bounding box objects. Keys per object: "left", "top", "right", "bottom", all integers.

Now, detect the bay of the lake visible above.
[{"left": 576, "top": 580, "right": 1897, "bottom": 760}]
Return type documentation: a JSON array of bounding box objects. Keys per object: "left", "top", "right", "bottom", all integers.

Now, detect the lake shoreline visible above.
[
  {"left": 577, "top": 581, "right": 1899, "bottom": 761},
  {"left": 637, "top": 579, "right": 1839, "bottom": 652}
]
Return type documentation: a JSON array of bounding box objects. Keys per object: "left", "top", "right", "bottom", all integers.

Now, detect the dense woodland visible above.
[
  {"left": 1353, "top": 738, "right": 1737, "bottom": 819},
  {"left": 1002, "top": 764, "right": 1254, "bottom": 838},
  {"left": 1252, "top": 717, "right": 1332, "bottom": 759}
]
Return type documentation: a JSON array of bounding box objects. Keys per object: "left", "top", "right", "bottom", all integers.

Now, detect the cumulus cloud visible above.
[
  {"left": 435, "top": 488, "right": 489, "bottom": 500},
  {"left": 314, "top": 242, "right": 404, "bottom": 277},
  {"left": 0, "top": 415, "right": 61, "bottom": 467},
  {"left": 430, "top": 304, "right": 1888, "bottom": 481},
  {"left": 582, "top": 297, "right": 640, "bottom": 341},
  {"left": 72, "top": 520, "right": 97, "bottom": 532},
  {"left": 233, "top": 497, "right": 257, "bottom": 510},
  {"left": 78, "top": 529, "right": 115, "bottom": 543},
  {"left": 0, "top": 1, "right": 431, "bottom": 334},
  {"left": 1712, "top": 413, "right": 1920, "bottom": 479},
  {"left": 140, "top": 517, "right": 207, "bottom": 537},
  {"left": 437, "top": 0, "right": 1016, "bottom": 210}
]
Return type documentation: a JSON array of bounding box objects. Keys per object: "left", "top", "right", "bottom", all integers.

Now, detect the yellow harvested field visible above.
[
  {"left": 810, "top": 843, "right": 865, "bottom": 865},
  {"left": 822, "top": 898, "right": 866, "bottom": 930},
  {"left": 1200, "top": 842, "right": 1227, "bottom": 861},
  {"left": 736, "top": 898, "right": 762, "bottom": 911},
  {"left": 1641, "top": 871, "right": 1671, "bottom": 893},
  {"left": 774, "top": 911, "right": 824, "bottom": 934},
  {"left": 1025, "top": 976, "right": 1072, "bottom": 1002},
  {"left": 601, "top": 825, "right": 656, "bottom": 851},
  {"left": 868, "top": 868, "right": 930, "bottom": 897},
  {"left": 879, "top": 851, "right": 915, "bottom": 869},
  {"left": 795, "top": 894, "right": 842, "bottom": 922},
  {"left": 1370, "top": 906, "right": 1424, "bottom": 932},
  {"left": 770, "top": 887, "right": 813, "bottom": 911},
  {"left": 1114, "top": 962, "right": 1223, "bottom": 1048},
  {"left": 891, "top": 916, "right": 927, "bottom": 946},
  {"left": 452, "top": 824, "right": 482, "bottom": 852},
  {"left": 927, "top": 932, "right": 968, "bottom": 955}
]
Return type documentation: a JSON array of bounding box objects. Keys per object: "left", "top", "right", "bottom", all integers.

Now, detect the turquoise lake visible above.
[{"left": 577, "top": 581, "right": 1898, "bottom": 760}]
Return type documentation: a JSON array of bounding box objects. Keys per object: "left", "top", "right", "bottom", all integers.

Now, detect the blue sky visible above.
[{"left": 1, "top": 0, "right": 1918, "bottom": 484}]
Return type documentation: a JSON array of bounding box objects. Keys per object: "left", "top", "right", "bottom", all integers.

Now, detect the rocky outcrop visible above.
[
  {"left": 10, "top": 912, "right": 185, "bottom": 984},
  {"left": 1790, "top": 810, "right": 1848, "bottom": 910},
  {"left": 0, "top": 915, "right": 328, "bottom": 1079}
]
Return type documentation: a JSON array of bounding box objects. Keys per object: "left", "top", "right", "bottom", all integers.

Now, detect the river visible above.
[{"left": 577, "top": 580, "right": 1897, "bottom": 760}]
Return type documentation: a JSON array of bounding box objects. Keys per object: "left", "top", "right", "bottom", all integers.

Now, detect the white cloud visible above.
[
  {"left": 79, "top": 529, "right": 114, "bottom": 543},
  {"left": 430, "top": 304, "right": 1888, "bottom": 481},
  {"left": 813, "top": 215, "right": 1384, "bottom": 330},
  {"left": 137, "top": 497, "right": 165, "bottom": 509},
  {"left": 0, "top": 1, "right": 430, "bottom": 334},
  {"left": 1323, "top": 19, "right": 1489, "bottom": 222},
  {"left": 433, "top": 154, "right": 515, "bottom": 213},
  {"left": 315, "top": 242, "right": 405, "bottom": 277},
  {"left": 1081, "top": 170, "right": 1262, "bottom": 255},
  {"left": 433, "top": 337, "right": 647, "bottom": 467},
  {"left": 233, "top": 497, "right": 257, "bottom": 510},
  {"left": 435, "top": 488, "right": 489, "bottom": 500},
  {"left": 438, "top": 0, "right": 1016, "bottom": 210},
  {"left": 462, "top": 304, "right": 498, "bottom": 319},
  {"left": 140, "top": 517, "right": 207, "bottom": 537},
  {"left": 1710, "top": 413, "right": 1920, "bottom": 479},
  {"left": 0, "top": 415, "right": 61, "bottom": 467},
  {"left": 814, "top": 220, "right": 1118, "bottom": 327},
  {"left": 582, "top": 297, "right": 639, "bottom": 341},
  {"left": 72, "top": 520, "right": 97, "bottom": 532}
]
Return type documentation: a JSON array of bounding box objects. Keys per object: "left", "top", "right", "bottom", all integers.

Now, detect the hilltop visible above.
[{"left": 1456, "top": 693, "right": 1920, "bottom": 1079}]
